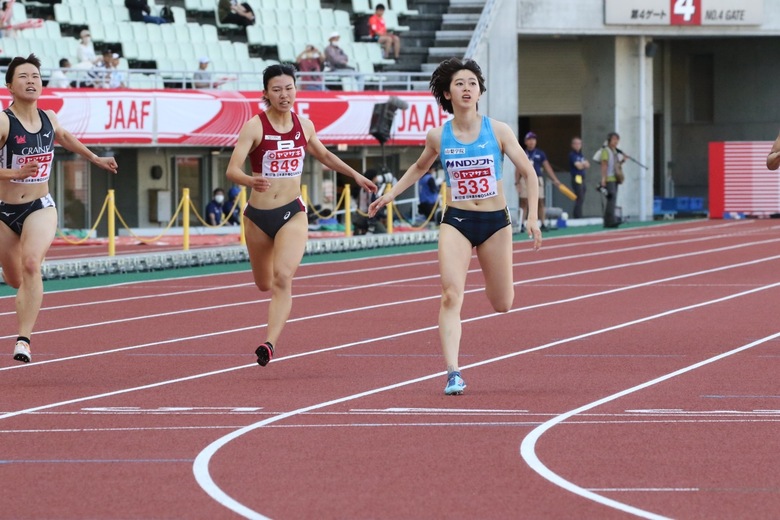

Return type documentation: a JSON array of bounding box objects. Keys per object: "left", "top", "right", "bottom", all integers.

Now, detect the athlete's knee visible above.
[
  {"left": 21, "top": 255, "right": 42, "bottom": 278},
  {"left": 488, "top": 289, "right": 514, "bottom": 313},
  {"left": 254, "top": 279, "right": 272, "bottom": 292},
  {"left": 491, "top": 298, "right": 512, "bottom": 313},
  {"left": 440, "top": 285, "right": 464, "bottom": 309},
  {"left": 1, "top": 269, "right": 20, "bottom": 289}
]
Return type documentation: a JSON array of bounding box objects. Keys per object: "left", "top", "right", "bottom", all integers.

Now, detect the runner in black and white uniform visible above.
[{"left": 0, "top": 54, "right": 118, "bottom": 363}]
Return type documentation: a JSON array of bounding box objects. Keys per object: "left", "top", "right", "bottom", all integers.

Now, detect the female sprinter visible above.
[
  {"left": 369, "top": 58, "right": 542, "bottom": 395},
  {"left": 226, "top": 64, "right": 376, "bottom": 367},
  {"left": 0, "top": 54, "right": 118, "bottom": 363}
]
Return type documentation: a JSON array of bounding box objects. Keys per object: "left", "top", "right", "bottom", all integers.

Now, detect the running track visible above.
[{"left": 2, "top": 219, "right": 780, "bottom": 519}]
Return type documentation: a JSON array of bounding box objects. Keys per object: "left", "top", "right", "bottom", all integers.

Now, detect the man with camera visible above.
[{"left": 596, "top": 132, "right": 626, "bottom": 228}]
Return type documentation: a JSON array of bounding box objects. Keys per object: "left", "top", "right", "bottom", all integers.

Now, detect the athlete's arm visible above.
[
  {"left": 368, "top": 127, "right": 440, "bottom": 218},
  {"left": 301, "top": 118, "right": 377, "bottom": 193},
  {"left": 767, "top": 131, "right": 780, "bottom": 171},
  {"left": 47, "top": 110, "right": 117, "bottom": 174},
  {"left": 494, "top": 120, "right": 542, "bottom": 249},
  {"left": 542, "top": 159, "right": 561, "bottom": 185},
  {"left": 226, "top": 116, "right": 270, "bottom": 193}
]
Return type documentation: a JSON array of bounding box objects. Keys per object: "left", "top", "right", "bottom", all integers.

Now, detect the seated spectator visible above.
[
  {"left": 368, "top": 3, "right": 400, "bottom": 59},
  {"left": 108, "top": 53, "right": 126, "bottom": 89},
  {"left": 75, "top": 29, "right": 99, "bottom": 67},
  {"left": 125, "top": 0, "right": 169, "bottom": 24},
  {"left": 224, "top": 186, "right": 241, "bottom": 224},
  {"left": 218, "top": 0, "right": 255, "bottom": 26},
  {"left": 206, "top": 188, "right": 226, "bottom": 226},
  {"left": 324, "top": 32, "right": 354, "bottom": 71},
  {"left": 192, "top": 57, "right": 232, "bottom": 89},
  {"left": 90, "top": 49, "right": 114, "bottom": 89},
  {"left": 296, "top": 44, "right": 325, "bottom": 91},
  {"left": 48, "top": 58, "right": 72, "bottom": 88}
]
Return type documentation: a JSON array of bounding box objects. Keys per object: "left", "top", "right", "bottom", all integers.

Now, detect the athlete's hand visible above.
[
  {"left": 368, "top": 194, "right": 392, "bottom": 218},
  {"left": 95, "top": 156, "right": 118, "bottom": 174},
  {"left": 251, "top": 174, "right": 271, "bottom": 192},
  {"left": 356, "top": 175, "right": 377, "bottom": 193},
  {"left": 526, "top": 217, "right": 542, "bottom": 250},
  {"left": 15, "top": 161, "right": 39, "bottom": 180}
]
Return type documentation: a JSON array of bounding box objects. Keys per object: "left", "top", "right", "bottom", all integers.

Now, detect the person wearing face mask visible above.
[{"left": 205, "top": 188, "right": 226, "bottom": 226}]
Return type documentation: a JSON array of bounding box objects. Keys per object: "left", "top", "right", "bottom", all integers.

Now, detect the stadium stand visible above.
[{"left": 1, "top": 0, "right": 442, "bottom": 90}]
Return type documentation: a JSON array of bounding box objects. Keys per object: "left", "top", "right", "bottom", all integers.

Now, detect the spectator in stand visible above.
[
  {"left": 224, "top": 185, "right": 241, "bottom": 224},
  {"left": 205, "top": 188, "right": 226, "bottom": 226},
  {"left": 108, "top": 53, "right": 126, "bottom": 89},
  {"left": 75, "top": 29, "right": 99, "bottom": 69},
  {"left": 48, "top": 58, "right": 72, "bottom": 88},
  {"left": 125, "top": 0, "right": 168, "bottom": 24},
  {"left": 368, "top": 3, "right": 400, "bottom": 59},
  {"left": 218, "top": 0, "right": 255, "bottom": 26},
  {"left": 295, "top": 44, "right": 325, "bottom": 91},
  {"left": 90, "top": 49, "right": 113, "bottom": 89},
  {"left": 192, "top": 57, "right": 231, "bottom": 89},
  {"left": 324, "top": 32, "right": 354, "bottom": 71}
]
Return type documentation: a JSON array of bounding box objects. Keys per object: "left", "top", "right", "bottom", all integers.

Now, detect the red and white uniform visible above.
[{"left": 249, "top": 111, "right": 307, "bottom": 178}]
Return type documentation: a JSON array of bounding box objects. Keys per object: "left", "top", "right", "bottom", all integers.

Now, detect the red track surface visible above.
[{"left": 3, "top": 219, "right": 780, "bottom": 519}]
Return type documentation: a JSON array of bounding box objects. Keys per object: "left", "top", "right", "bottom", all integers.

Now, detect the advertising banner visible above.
[{"left": 0, "top": 89, "right": 445, "bottom": 147}]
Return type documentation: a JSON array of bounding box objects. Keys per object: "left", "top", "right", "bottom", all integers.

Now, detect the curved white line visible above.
[
  {"left": 193, "top": 281, "right": 780, "bottom": 518},
  {"left": 519, "top": 331, "right": 780, "bottom": 519}
]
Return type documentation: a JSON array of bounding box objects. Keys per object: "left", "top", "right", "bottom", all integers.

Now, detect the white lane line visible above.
[
  {"left": 4, "top": 233, "right": 780, "bottom": 344},
  {"left": 519, "top": 331, "right": 780, "bottom": 520},
  {"left": 588, "top": 488, "right": 700, "bottom": 493},
  {"left": 191, "top": 281, "right": 780, "bottom": 519},
  {"left": 3, "top": 246, "right": 780, "bottom": 375},
  {"left": 0, "top": 222, "right": 761, "bottom": 322}
]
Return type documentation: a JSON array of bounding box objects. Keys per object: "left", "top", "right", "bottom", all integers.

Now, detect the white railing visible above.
[{"left": 464, "top": 0, "right": 498, "bottom": 60}]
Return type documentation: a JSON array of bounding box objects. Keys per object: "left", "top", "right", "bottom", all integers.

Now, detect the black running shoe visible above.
[{"left": 255, "top": 342, "right": 274, "bottom": 366}]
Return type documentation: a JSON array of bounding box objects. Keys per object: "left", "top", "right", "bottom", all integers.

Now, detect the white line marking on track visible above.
[
  {"left": 3, "top": 234, "right": 780, "bottom": 344},
  {"left": 519, "top": 331, "right": 780, "bottom": 520},
  {"left": 191, "top": 282, "right": 780, "bottom": 519}
]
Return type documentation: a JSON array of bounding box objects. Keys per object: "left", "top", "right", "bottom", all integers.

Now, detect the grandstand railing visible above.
[
  {"left": 39, "top": 66, "right": 433, "bottom": 92},
  {"left": 464, "top": 0, "right": 498, "bottom": 60}
]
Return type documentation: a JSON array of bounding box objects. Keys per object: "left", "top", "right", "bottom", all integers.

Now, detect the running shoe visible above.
[
  {"left": 444, "top": 371, "right": 466, "bottom": 395},
  {"left": 255, "top": 342, "right": 274, "bottom": 367},
  {"left": 13, "top": 341, "right": 31, "bottom": 363}
]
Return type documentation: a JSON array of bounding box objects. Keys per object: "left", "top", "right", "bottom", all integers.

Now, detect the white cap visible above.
[
  {"left": 199, "top": 56, "right": 210, "bottom": 64},
  {"left": 112, "top": 53, "right": 120, "bottom": 59},
  {"left": 329, "top": 31, "right": 340, "bottom": 40}
]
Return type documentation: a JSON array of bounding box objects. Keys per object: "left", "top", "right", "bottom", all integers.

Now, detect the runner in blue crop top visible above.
[{"left": 369, "top": 57, "right": 542, "bottom": 396}]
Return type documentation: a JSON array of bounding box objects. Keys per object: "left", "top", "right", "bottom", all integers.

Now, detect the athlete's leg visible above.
[
  {"left": 437, "top": 224, "right": 473, "bottom": 373},
  {"left": 15, "top": 207, "right": 57, "bottom": 339},
  {"left": 0, "top": 223, "right": 22, "bottom": 289},
  {"left": 243, "top": 214, "right": 274, "bottom": 292},
  {"left": 475, "top": 225, "right": 514, "bottom": 313},
  {"left": 265, "top": 212, "right": 308, "bottom": 347}
]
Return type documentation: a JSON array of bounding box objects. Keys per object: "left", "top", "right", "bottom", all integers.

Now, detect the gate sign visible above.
[{"left": 605, "top": 0, "right": 763, "bottom": 26}]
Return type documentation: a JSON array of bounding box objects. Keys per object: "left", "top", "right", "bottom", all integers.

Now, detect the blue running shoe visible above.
[{"left": 444, "top": 371, "right": 466, "bottom": 395}]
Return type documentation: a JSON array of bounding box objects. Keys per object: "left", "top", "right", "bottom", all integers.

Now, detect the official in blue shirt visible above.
[{"left": 518, "top": 132, "right": 561, "bottom": 230}]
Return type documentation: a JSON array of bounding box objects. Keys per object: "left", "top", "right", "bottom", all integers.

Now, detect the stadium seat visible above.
[
  {"left": 128, "top": 72, "right": 163, "bottom": 89},
  {"left": 52, "top": 3, "right": 71, "bottom": 25},
  {"left": 389, "top": 0, "right": 419, "bottom": 16}
]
